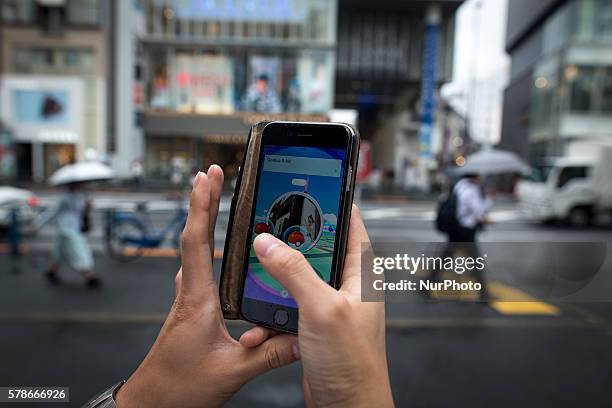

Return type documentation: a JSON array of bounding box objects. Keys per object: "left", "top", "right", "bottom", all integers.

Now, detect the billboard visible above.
[
  {"left": 0, "top": 75, "right": 83, "bottom": 144},
  {"left": 174, "top": 0, "right": 307, "bottom": 22},
  {"left": 12, "top": 90, "right": 69, "bottom": 125}
]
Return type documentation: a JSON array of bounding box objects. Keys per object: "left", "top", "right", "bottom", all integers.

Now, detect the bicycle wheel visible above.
[{"left": 106, "top": 218, "right": 145, "bottom": 262}]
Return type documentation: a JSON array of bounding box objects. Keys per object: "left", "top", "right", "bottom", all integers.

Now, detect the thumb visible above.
[
  {"left": 253, "top": 233, "right": 335, "bottom": 308},
  {"left": 241, "top": 334, "right": 299, "bottom": 378}
]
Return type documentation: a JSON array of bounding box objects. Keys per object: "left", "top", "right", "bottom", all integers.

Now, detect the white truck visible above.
[{"left": 517, "top": 145, "right": 612, "bottom": 227}]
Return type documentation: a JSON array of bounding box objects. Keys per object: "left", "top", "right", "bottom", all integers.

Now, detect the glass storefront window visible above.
[
  {"left": 145, "top": 48, "right": 333, "bottom": 114},
  {"left": 568, "top": 66, "right": 594, "bottom": 112},
  {"left": 1, "top": 0, "right": 34, "bottom": 23},
  {"left": 12, "top": 47, "right": 95, "bottom": 76},
  {"left": 531, "top": 58, "right": 559, "bottom": 133},
  {"left": 174, "top": 52, "right": 235, "bottom": 114},
  {"left": 565, "top": 65, "right": 612, "bottom": 114},
  {"left": 593, "top": 0, "right": 612, "bottom": 39},
  {"left": 600, "top": 67, "right": 612, "bottom": 112},
  {"left": 543, "top": 1, "right": 576, "bottom": 55},
  {"left": 149, "top": 50, "right": 171, "bottom": 109},
  {"left": 145, "top": 136, "right": 199, "bottom": 180},
  {"left": 541, "top": 0, "right": 612, "bottom": 52},
  {"left": 2, "top": 0, "right": 101, "bottom": 26},
  {"left": 67, "top": 0, "right": 101, "bottom": 26},
  {"left": 144, "top": 136, "right": 244, "bottom": 182},
  {"left": 44, "top": 144, "right": 75, "bottom": 178}
]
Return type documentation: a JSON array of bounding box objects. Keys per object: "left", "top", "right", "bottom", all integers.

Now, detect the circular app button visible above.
[{"left": 273, "top": 309, "right": 289, "bottom": 326}]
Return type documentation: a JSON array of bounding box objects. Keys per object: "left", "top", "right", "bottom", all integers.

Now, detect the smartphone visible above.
[{"left": 239, "top": 121, "right": 358, "bottom": 333}]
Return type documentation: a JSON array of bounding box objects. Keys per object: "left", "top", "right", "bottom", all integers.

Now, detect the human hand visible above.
[
  {"left": 253, "top": 206, "right": 394, "bottom": 407},
  {"left": 116, "top": 166, "right": 298, "bottom": 408}
]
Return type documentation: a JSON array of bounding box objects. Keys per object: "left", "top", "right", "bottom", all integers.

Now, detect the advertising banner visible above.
[
  {"left": 0, "top": 76, "right": 82, "bottom": 144},
  {"left": 419, "top": 22, "right": 439, "bottom": 157}
]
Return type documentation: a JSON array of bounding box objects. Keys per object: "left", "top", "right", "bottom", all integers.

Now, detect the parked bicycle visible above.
[{"left": 105, "top": 198, "right": 187, "bottom": 262}]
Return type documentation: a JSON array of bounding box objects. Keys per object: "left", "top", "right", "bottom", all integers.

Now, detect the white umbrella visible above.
[
  {"left": 456, "top": 148, "right": 529, "bottom": 175},
  {"left": 49, "top": 161, "right": 114, "bottom": 186}
]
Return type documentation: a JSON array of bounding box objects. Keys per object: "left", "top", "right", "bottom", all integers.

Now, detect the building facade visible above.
[
  {"left": 335, "top": 0, "right": 462, "bottom": 191},
  {"left": 113, "top": 0, "right": 337, "bottom": 182},
  {"left": 0, "top": 0, "right": 110, "bottom": 182},
  {"left": 1, "top": 0, "right": 463, "bottom": 184},
  {"left": 501, "top": 0, "right": 612, "bottom": 163}
]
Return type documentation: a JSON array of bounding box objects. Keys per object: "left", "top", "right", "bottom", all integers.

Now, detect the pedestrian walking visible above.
[
  {"left": 34, "top": 182, "right": 100, "bottom": 288},
  {"left": 435, "top": 173, "right": 492, "bottom": 301}
]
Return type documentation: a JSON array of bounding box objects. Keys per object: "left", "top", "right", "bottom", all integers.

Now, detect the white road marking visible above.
[{"left": 361, "top": 207, "right": 522, "bottom": 223}]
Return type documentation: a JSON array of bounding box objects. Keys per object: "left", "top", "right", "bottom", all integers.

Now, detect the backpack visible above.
[{"left": 435, "top": 189, "right": 458, "bottom": 233}]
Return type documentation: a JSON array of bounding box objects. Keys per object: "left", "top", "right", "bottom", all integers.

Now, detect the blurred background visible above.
[{"left": 1, "top": 0, "right": 612, "bottom": 407}]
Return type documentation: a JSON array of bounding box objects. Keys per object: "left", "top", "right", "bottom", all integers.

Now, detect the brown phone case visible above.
[{"left": 219, "top": 121, "right": 360, "bottom": 320}]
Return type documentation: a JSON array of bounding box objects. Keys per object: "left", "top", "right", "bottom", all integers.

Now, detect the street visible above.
[
  {"left": 1, "top": 195, "right": 612, "bottom": 407},
  {"left": 2, "top": 0, "right": 612, "bottom": 406}
]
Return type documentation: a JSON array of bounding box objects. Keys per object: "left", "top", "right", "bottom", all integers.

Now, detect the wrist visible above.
[
  {"left": 344, "top": 377, "right": 393, "bottom": 408},
  {"left": 114, "top": 378, "right": 145, "bottom": 408},
  {"left": 321, "top": 363, "right": 393, "bottom": 408},
  {"left": 115, "top": 366, "right": 170, "bottom": 408}
]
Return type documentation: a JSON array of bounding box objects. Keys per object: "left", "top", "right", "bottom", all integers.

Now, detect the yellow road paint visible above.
[
  {"left": 490, "top": 301, "right": 560, "bottom": 316},
  {"left": 489, "top": 281, "right": 535, "bottom": 301},
  {"left": 414, "top": 274, "right": 560, "bottom": 316},
  {"left": 489, "top": 282, "right": 560, "bottom": 316}
]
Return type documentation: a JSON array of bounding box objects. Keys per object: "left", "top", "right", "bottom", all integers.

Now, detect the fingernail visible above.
[
  {"left": 194, "top": 171, "right": 204, "bottom": 186},
  {"left": 292, "top": 342, "right": 300, "bottom": 360},
  {"left": 254, "top": 233, "right": 281, "bottom": 257}
]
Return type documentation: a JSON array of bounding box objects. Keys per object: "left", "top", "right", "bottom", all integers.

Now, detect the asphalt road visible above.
[{"left": 1, "top": 197, "right": 612, "bottom": 407}]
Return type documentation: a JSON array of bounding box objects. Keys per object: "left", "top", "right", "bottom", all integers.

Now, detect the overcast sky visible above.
[
  {"left": 441, "top": 0, "right": 510, "bottom": 143},
  {"left": 447, "top": 0, "right": 510, "bottom": 86}
]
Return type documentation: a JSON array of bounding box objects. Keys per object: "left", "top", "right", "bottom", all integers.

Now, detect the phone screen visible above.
[{"left": 243, "top": 144, "right": 347, "bottom": 308}]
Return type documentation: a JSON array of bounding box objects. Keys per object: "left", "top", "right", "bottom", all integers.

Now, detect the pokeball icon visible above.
[
  {"left": 287, "top": 229, "right": 305, "bottom": 247},
  {"left": 254, "top": 222, "right": 271, "bottom": 234},
  {"left": 265, "top": 192, "right": 323, "bottom": 252}
]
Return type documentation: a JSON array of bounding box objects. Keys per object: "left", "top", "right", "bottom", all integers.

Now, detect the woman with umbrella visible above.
[{"left": 34, "top": 161, "right": 113, "bottom": 288}]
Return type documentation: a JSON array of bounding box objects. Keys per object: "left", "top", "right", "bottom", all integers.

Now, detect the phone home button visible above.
[{"left": 273, "top": 309, "right": 289, "bottom": 326}]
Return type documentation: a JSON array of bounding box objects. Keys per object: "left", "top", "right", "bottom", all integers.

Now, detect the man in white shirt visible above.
[
  {"left": 447, "top": 173, "right": 491, "bottom": 301},
  {"left": 452, "top": 173, "right": 492, "bottom": 241}
]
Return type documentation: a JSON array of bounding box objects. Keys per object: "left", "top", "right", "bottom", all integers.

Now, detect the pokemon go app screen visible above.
[{"left": 244, "top": 144, "right": 346, "bottom": 307}]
